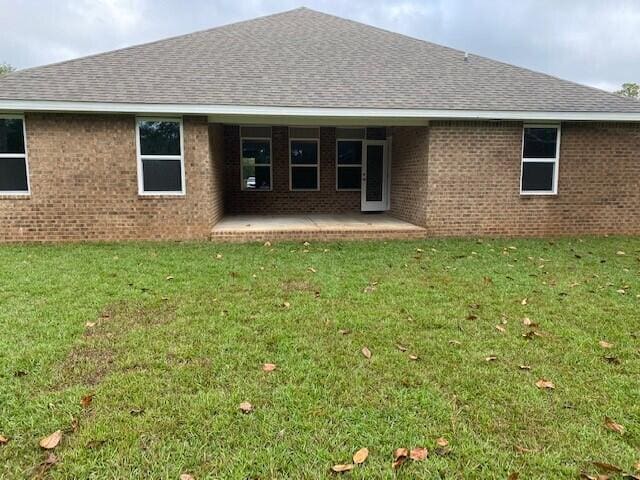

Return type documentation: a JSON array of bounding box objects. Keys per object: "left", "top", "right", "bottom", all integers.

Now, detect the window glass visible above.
[
  {"left": 523, "top": 127, "right": 557, "bottom": 158},
  {"left": 139, "top": 121, "right": 181, "bottom": 156},
  {"left": 337, "top": 166, "right": 361, "bottom": 190},
  {"left": 291, "top": 141, "right": 318, "bottom": 165},
  {"left": 142, "top": 159, "right": 183, "bottom": 192},
  {"left": 242, "top": 139, "right": 271, "bottom": 190},
  {"left": 522, "top": 162, "right": 555, "bottom": 192},
  {"left": 291, "top": 166, "right": 318, "bottom": 190},
  {"left": 0, "top": 157, "right": 28, "bottom": 191},
  {"left": 0, "top": 118, "right": 25, "bottom": 154},
  {"left": 337, "top": 141, "right": 362, "bottom": 165}
]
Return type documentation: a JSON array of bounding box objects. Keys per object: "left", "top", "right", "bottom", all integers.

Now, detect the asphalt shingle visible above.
[{"left": 0, "top": 7, "right": 638, "bottom": 113}]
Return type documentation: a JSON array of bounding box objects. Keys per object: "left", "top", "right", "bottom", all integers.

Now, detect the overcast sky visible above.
[{"left": 1, "top": 0, "right": 638, "bottom": 92}]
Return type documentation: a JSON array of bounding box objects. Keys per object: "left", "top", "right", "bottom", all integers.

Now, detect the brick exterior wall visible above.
[
  {"left": 0, "top": 114, "right": 221, "bottom": 242},
  {"left": 426, "top": 121, "right": 640, "bottom": 236},
  {"left": 222, "top": 125, "right": 360, "bottom": 214},
  {"left": 389, "top": 126, "right": 429, "bottom": 226}
]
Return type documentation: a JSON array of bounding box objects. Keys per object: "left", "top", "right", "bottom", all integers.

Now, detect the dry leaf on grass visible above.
[
  {"left": 535, "top": 379, "right": 555, "bottom": 390},
  {"left": 307, "top": 267, "right": 317, "bottom": 273},
  {"left": 521, "top": 298, "right": 528, "bottom": 305},
  {"left": 603, "top": 417, "right": 625, "bottom": 434},
  {"left": 599, "top": 340, "right": 614, "bottom": 349},
  {"left": 39, "top": 430, "right": 62, "bottom": 450},
  {"left": 179, "top": 475, "right": 194, "bottom": 480},
  {"left": 353, "top": 447, "right": 369, "bottom": 464},
  {"left": 634, "top": 460, "right": 640, "bottom": 471},
  {"left": 43, "top": 452, "right": 58, "bottom": 466},
  {"left": 263, "top": 241, "right": 271, "bottom": 247},
  {"left": 331, "top": 464, "right": 354, "bottom": 473},
  {"left": 408, "top": 354, "right": 419, "bottom": 361},
  {"left": 436, "top": 437, "right": 449, "bottom": 448},
  {"left": 522, "top": 330, "right": 543, "bottom": 340},
  {"left": 592, "top": 461, "right": 622, "bottom": 473},
  {"left": 392, "top": 447, "right": 409, "bottom": 469},
  {"left": 338, "top": 329, "right": 351, "bottom": 335},
  {"left": 395, "top": 344, "right": 407, "bottom": 352},
  {"left": 485, "top": 355, "right": 497, "bottom": 362},
  {"left": 85, "top": 321, "right": 96, "bottom": 328},
  {"left": 361, "top": 347, "right": 372, "bottom": 359},
  {"left": 519, "top": 365, "right": 532, "bottom": 370},
  {"left": 508, "top": 473, "right": 519, "bottom": 480},
  {"left": 410, "top": 447, "right": 428, "bottom": 461},
  {"left": 239, "top": 402, "right": 253, "bottom": 414},
  {"left": 282, "top": 301, "right": 291, "bottom": 309},
  {"left": 495, "top": 325, "right": 506, "bottom": 333},
  {"left": 616, "top": 251, "right": 626, "bottom": 256},
  {"left": 165, "top": 275, "right": 174, "bottom": 281},
  {"left": 215, "top": 254, "right": 223, "bottom": 259},
  {"left": 514, "top": 445, "right": 537, "bottom": 454},
  {"left": 448, "top": 340, "right": 461, "bottom": 346},
  {"left": 262, "top": 363, "right": 277, "bottom": 372},
  {"left": 80, "top": 394, "right": 93, "bottom": 408},
  {"left": 0, "top": 435, "right": 8, "bottom": 445}
]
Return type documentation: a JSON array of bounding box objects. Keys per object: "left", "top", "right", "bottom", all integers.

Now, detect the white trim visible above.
[
  {"left": 135, "top": 117, "right": 185, "bottom": 196},
  {"left": 2, "top": 100, "right": 640, "bottom": 122},
  {"left": 240, "top": 126, "right": 273, "bottom": 191},
  {"left": 0, "top": 114, "right": 30, "bottom": 195},
  {"left": 520, "top": 124, "right": 561, "bottom": 196},
  {"left": 335, "top": 139, "right": 363, "bottom": 191},
  {"left": 289, "top": 129, "right": 320, "bottom": 191}
]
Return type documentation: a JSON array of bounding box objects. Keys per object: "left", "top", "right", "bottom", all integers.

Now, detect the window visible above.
[
  {"left": 0, "top": 116, "right": 29, "bottom": 194},
  {"left": 290, "top": 127, "right": 319, "bottom": 191},
  {"left": 336, "top": 128, "right": 365, "bottom": 191},
  {"left": 136, "top": 118, "right": 184, "bottom": 195},
  {"left": 521, "top": 125, "right": 560, "bottom": 195},
  {"left": 240, "top": 126, "right": 271, "bottom": 190}
]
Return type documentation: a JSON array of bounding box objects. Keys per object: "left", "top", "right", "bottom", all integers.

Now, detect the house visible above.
[{"left": 1, "top": 7, "right": 639, "bottom": 242}]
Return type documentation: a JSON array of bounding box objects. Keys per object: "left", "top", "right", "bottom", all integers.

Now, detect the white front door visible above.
[{"left": 361, "top": 140, "right": 389, "bottom": 211}]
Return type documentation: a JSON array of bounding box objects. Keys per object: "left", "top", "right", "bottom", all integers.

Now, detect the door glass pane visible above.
[{"left": 366, "top": 144, "right": 384, "bottom": 202}]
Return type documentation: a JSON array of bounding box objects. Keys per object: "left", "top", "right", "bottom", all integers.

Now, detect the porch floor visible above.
[{"left": 211, "top": 213, "right": 426, "bottom": 242}]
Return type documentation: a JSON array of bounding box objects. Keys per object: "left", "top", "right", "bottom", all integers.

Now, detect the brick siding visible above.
[
  {"left": 0, "top": 114, "right": 220, "bottom": 242},
  {"left": 426, "top": 121, "right": 640, "bottom": 236},
  {"left": 221, "top": 125, "right": 360, "bottom": 214},
  {"left": 389, "top": 126, "right": 429, "bottom": 226}
]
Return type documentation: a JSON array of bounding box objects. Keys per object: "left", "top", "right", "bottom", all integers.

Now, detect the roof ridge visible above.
[{"left": 0, "top": 7, "right": 308, "bottom": 79}]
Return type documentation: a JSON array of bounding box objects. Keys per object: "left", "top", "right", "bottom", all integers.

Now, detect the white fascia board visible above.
[{"left": 1, "top": 99, "right": 640, "bottom": 122}]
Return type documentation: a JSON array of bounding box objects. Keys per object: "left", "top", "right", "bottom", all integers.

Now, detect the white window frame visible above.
[
  {"left": 520, "top": 123, "right": 561, "bottom": 196},
  {"left": 136, "top": 117, "right": 185, "bottom": 196},
  {"left": 0, "top": 114, "right": 30, "bottom": 196},
  {"left": 240, "top": 127, "right": 272, "bottom": 191},
  {"left": 289, "top": 128, "right": 320, "bottom": 192},
  {"left": 335, "top": 138, "right": 363, "bottom": 191}
]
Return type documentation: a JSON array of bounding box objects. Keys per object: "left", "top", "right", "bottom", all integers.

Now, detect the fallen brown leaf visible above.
[
  {"left": 592, "top": 462, "right": 622, "bottom": 473},
  {"left": 535, "top": 379, "right": 555, "bottom": 390},
  {"left": 409, "top": 447, "right": 428, "bottom": 461},
  {"left": 43, "top": 452, "right": 58, "bottom": 466},
  {"left": 521, "top": 298, "right": 528, "bottom": 305},
  {"left": 485, "top": 355, "right": 497, "bottom": 362},
  {"left": 514, "top": 445, "right": 537, "bottom": 454},
  {"left": 522, "top": 330, "right": 543, "bottom": 340},
  {"left": 495, "top": 325, "right": 506, "bottom": 333},
  {"left": 239, "top": 401, "right": 253, "bottom": 414},
  {"left": 508, "top": 473, "right": 519, "bottom": 480},
  {"left": 395, "top": 344, "right": 407, "bottom": 352},
  {"left": 331, "top": 464, "right": 354, "bottom": 473},
  {"left": 129, "top": 407, "right": 144, "bottom": 416},
  {"left": 165, "top": 275, "right": 174, "bottom": 281},
  {"left": 80, "top": 394, "right": 93, "bottom": 409},
  {"left": 409, "top": 354, "right": 419, "bottom": 361},
  {"left": 179, "top": 475, "right": 194, "bottom": 480},
  {"left": 394, "top": 447, "right": 409, "bottom": 460},
  {"left": 282, "top": 301, "right": 291, "bottom": 309},
  {"left": 39, "top": 430, "right": 62, "bottom": 450},
  {"left": 0, "top": 435, "right": 8, "bottom": 445},
  {"left": 338, "top": 329, "right": 351, "bottom": 335},
  {"left": 519, "top": 365, "right": 532, "bottom": 370},
  {"left": 634, "top": 460, "right": 640, "bottom": 471},
  {"left": 522, "top": 317, "right": 539, "bottom": 327},
  {"left": 85, "top": 321, "right": 96, "bottom": 328},
  {"left": 603, "top": 355, "right": 620, "bottom": 365},
  {"left": 262, "top": 363, "right": 277, "bottom": 372},
  {"left": 361, "top": 347, "right": 372, "bottom": 359},
  {"left": 599, "top": 340, "right": 614, "bottom": 349},
  {"left": 352, "top": 447, "right": 369, "bottom": 464},
  {"left": 448, "top": 340, "right": 462, "bottom": 346},
  {"left": 436, "top": 437, "right": 449, "bottom": 447},
  {"left": 604, "top": 417, "right": 625, "bottom": 434}
]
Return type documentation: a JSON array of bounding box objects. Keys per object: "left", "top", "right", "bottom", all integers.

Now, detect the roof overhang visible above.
[{"left": 1, "top": 100, "right": 640, "bottom": 124}]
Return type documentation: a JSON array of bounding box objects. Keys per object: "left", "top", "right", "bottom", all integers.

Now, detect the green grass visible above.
[{"left": 0, "top": 237, "right": 639, "bottom": 479}]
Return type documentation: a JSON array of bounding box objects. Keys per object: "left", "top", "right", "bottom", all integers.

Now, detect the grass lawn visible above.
[{"left": 0, "top": 237, "right": 639, "bottom": 479}]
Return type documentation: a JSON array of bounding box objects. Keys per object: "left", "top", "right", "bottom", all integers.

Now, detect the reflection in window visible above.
[{"left": 137, "top": 119, "right": 184, "bottom": 194}]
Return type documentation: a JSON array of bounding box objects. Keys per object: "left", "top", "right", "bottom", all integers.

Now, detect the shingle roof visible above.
[{"left": 0, "top": 7, "right": 638, "bottom": 113}]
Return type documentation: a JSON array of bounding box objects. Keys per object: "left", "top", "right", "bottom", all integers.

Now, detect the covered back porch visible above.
[{"left": 208, "top": 119, "right": 429, "bottom": 241}]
